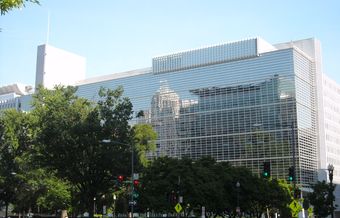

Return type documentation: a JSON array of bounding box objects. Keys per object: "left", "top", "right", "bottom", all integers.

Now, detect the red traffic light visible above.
[
  {"left": 118, "top": 175, "right": 124, "bottom": 182},
  {"left": 133, "top": 179, "right": 139, "bottom": 186}
]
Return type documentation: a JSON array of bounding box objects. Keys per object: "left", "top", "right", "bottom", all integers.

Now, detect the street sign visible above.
[
  {"left": 289, "top": 200, "right": 302, "bottom": 217},
  {"left": 308, "top": 207, "right": 313, "bottom": 217},
  {"left": 175, "top": 203, "right": 183, "bottom": 213},
  {"left": 201, "top": 206, "right": 205, "bottom": 218},
  {"left": 129, "top": 201, "right": 137, "bottom": 206},
  {"left": 236, "top": 207, "right": 240, "bottom": 213},
  {"left": 133, "top": 191, "right": 139, "bottom": 199}
]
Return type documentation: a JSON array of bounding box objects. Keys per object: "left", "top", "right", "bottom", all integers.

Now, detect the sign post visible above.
[{"left": 175, "top": 203, "right": 183, "bottom": 213}]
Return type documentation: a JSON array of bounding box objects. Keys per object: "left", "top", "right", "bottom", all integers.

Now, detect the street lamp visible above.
[
  {"left": 113, "top": 194, "right": 117, "bottom": 218},
  {"left": 93, "top": 197, "right": 96, "bottom": 216},
  {"left": 3, "top": 172, "right": 17, "bottom": 218},
  {"left": 236, "top": 181, "right": 240, "bottom": 216},
  {"left": 328, "top": 164, "right": 335, "bottom": 218}
]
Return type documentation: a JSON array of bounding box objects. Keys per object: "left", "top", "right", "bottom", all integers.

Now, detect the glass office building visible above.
[{"left": 74, "top": 38, "right": 320, "bottom": 188}]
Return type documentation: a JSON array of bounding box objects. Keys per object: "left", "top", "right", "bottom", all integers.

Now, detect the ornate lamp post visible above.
[{"left": 327, "top": 164, "right": 335, "bottom": 218}]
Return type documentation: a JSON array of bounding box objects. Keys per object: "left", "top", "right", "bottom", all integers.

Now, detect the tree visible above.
[
  {"left": 0, "top": 108, "right": 71, "bottom": 216},
  {"left": 12, "top": 168, "right": 71, "bottom": 215},
  {"left": 133, "top": 123, "right": 157, "bottom": 167},
  {"left": 0, "top": 0, "right": 40, "bottom": 15},
  {"left": 275, "top": 179, "right": 295, "bottom": 217},
  {"left": 32, "top": 85, "right": 134, "bottom": 217},
  {"left": 308, "top": 180, "right": 336, "bottom": 218},
  {"left": 139, "top": 156, "right": 291, "bottom": 218},
  {"left": 138, "top": 157, "right": 181, "bottom": 213},
  {"left": 196, "top": 158, "right": 235, "bottom": 217},
  {"left": 0, "top": 109, "right": 34, "bottom": 217},
  {"left": 36, "top": 174, "right": 71, "bottom": 213}
]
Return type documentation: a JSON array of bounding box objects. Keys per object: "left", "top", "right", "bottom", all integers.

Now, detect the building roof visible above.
[
  {"left": 74, "top": 67, "right": 151, "bottom": 86},
  {"left": 0, "top": 84, "right": 33, "bottom": 96}
]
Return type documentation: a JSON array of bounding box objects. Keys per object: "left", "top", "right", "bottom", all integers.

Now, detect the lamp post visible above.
[
  {"left": 3, "top": 172, "right": 17, "bottom": 218},
  {"left": 328, "top": 164, "right": 335, "bottom": 218},
  {"left": 93, "top": 197, "right": 96, "bottom": 216},
  {"left": 113, "top": 194, "right": 117, "bottom": 218},
  {"left": 236, "top": 181, "right": 240, "bottom": 216}
]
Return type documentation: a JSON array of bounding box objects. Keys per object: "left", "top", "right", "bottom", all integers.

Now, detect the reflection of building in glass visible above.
[
  {"left": 3, "top": 38, "right": 340, "bottom": 201},
  {"left": 151, "top": 81, "right": 180, "bottom": 156},
  {"left": 176, "top": 76, "right": 305, "bottom": 182}
]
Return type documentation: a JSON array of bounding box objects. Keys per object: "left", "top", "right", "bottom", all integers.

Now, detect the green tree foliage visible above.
[
  {"left": 32, "top": 85, "right": 134, "bottom": 217},
  {"left": 133, "top": 124, "right": 157, "bottom": 167},
  {"left": 226, "top": 167, "right": 289, "bottom": 218},
  {"left": 138, "top": 156, "right": 290, "bottom": 217},
  {"left": 0, "top": 109, "right": 34, "bottom": 213},
  {"left": 276, "top": 179, "right": 296, "bottom": 217},
  {"left": 0, "top": 108, "right": 71, "bottom": 214},
  {"left": 13, "top": 168, "right": 71, "bottom": 214},
  {"left": 190, "top": 157, "right": 229, "bottom": 216},
  {"left": 308, "top": 180, "right": 336, "bottom": 218},
  {"left": 1, "top": 85, "right": 157, "bottom": 216},
  {"left": 36, "top": 174, "right": 71, "bottom": 212},
  {"left": 0, "top": 0, "right": 39, "bottom": 15}
]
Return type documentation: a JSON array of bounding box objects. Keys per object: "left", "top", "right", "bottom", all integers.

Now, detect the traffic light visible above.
[
  {"left": 168, "top": 190, "right": 177, "bottom": 204},
  {"left": 288, "top": 166, "right": 295, "bottom": 181},
  {"left": 114, "top": 175, "right": 125, "bottom": 189},
  {"left": 118, "top": 175, "right": 124, "bottom": 184},
  {"left": 294, "top": 188, "right": 301, "bottom": 199},
  {"left": 133, "top": 179, "right": 140, "bottom": 187},
  {"left": 263, "top": 161, "right": 270, "bottom": 178}
]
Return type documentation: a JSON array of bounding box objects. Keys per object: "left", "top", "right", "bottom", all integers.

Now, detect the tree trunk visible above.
[
  {"left": 88, "top": 194, "right": 96, "bottom": 218},
  {"left": 89, "top": 204, "right": 94, "bottom": 218},
  {"left": 5, "top": 201, "right": 8, "bottom": 218}
]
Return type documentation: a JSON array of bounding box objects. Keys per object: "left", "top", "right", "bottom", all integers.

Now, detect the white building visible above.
[
  {"left": 35, "top": 44, "right": 86, "bottom": 89},
  {"left": 0, "top": 83, "right": 33, "bottom": 111},
  {"left": 321, "top": 75, "right": 340, "bottom": 209}
]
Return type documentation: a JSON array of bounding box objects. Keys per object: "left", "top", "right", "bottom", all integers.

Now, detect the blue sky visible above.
[{"left": 1, "top": 0, "right": 339, "bottom": 86}]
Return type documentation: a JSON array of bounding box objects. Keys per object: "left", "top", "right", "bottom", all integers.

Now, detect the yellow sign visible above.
[
  {"left": 175, "top": 203, "right": 183, "bottom": 213},
  {"left": 308, "top": 207, "right": 313, "bottom": 217},
  {"left": 289, "top": 200, "right": 302, "bottom": 217}
]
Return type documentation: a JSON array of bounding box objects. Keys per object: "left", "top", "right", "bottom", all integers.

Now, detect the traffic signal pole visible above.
[{"left": 131, "top": 145, "right": 134, "bottom": 218}]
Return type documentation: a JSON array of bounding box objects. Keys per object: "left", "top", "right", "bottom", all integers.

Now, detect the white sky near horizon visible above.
[{"left": 0, "top": 0, "right": 339, "bottom": 86}]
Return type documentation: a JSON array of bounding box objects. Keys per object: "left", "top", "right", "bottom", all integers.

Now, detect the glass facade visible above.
[{"left": 76, "top": 39, "right": 318, "bottom": 187}]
